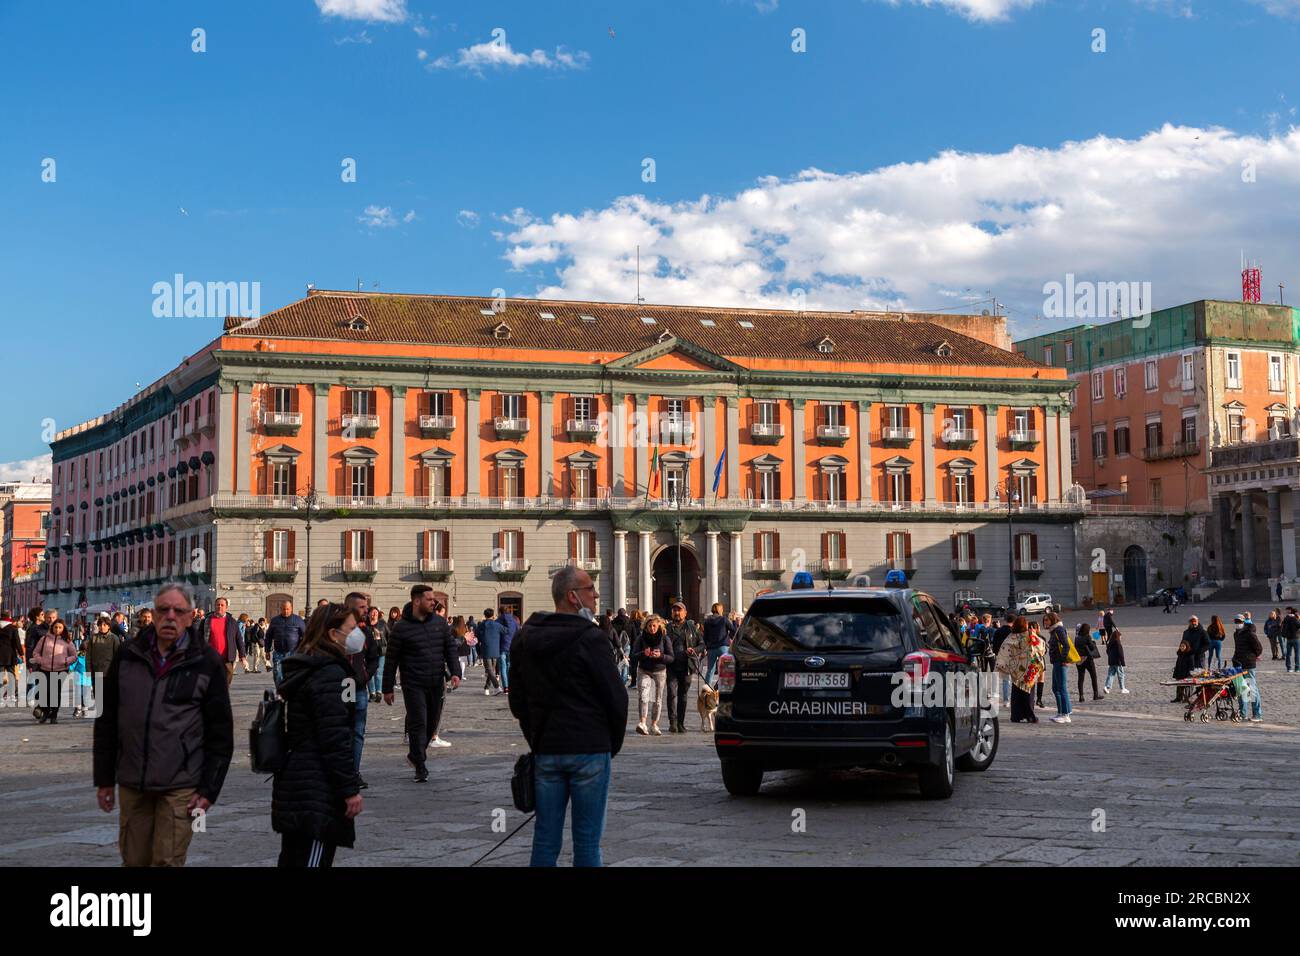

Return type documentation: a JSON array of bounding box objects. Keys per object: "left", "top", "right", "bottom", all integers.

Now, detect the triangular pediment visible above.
[{"left": 608, "top": 336, "right": 743, "bottom": 373}]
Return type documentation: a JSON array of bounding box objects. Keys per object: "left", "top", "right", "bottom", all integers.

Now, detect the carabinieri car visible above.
[{"left": 714, "top": 586, "right": 998, "bottom": 799}]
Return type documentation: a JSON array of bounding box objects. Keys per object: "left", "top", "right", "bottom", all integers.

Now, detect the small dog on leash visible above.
[{"left": 697, "top": 683, "right": 719, "bottom": 731}]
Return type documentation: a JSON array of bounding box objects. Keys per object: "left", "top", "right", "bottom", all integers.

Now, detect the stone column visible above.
[
  {"left": 390, "top": 385, "right": 406, "bottom": 497},
  {"left": 1268, "top": 487, "right": 1284, "bottom": 580},
  {"left": 857, "top": 400, "right": 872, "bottom": 502},
  {"left": 725, "top": 396, "right": 740, "bottom": 500},
  {"left": 706, "top": 530, "right": 720, "bottom": 608},
  {"left": 729, "top": 530, "right": 745, "bottom": 612},
  {"left": 235, "top": 384, "right": 252, "bottom": 494},
  {"left": 539, "top": 391, "right": 555, "bottom": 498},
  {"left": 702, "top": 396, "right": 716, "bottom": 500},
  {"left": 1218, "top": 494, "right": 1237, "bottom": 581},
  {"left": 638, "top": 531, "right": 653, "bottom": 612},
  {"left": 635, "top": 394, "right": 650, "bottom": 497},
  {"left": 792, "top": 398, "right": 807, "bottom": 503},
  {"left": 610, "top": 393, "right": 626, "bottom": 498},
  {"left": 313, "top": 383, "right": 330, "bottom": 495},
  {"left": 921, "top": 402, "right": 936, "bottom": 506},
  {"left": 984, "top": 404, "right": 1001, "bottom": 501},
  {"left": 613, "top": 530, "right": 627, "bottom": 611},
  {"left": 1241, "top": 492, "right": 1256, "bottom": 582},
  {"left": 1058, "top": 409, "right": 1073, "bottom": 496},
  {"left": 466, "top": 389, "right": 481, "bottom": 496},
  {"left": 217, "top": 381, "right": 236, "bottom": 494},
  {"left": 1045, "top": 407, "right": 1061, "bottom": 501}
]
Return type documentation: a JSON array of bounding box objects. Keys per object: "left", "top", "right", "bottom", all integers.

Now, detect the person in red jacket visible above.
[{"left": 199, "top": 598, "right": 245, "bottom": 686}]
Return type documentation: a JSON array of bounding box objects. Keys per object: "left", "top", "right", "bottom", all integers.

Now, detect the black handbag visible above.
[{"left": 510, "top": 752, "right": 535, "bottom": 813}]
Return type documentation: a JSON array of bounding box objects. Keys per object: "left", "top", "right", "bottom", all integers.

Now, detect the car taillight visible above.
[
  {"left": 718, "top": 654, "right": 736, "bottom": 693},
  {"left": 902, "top": 650, "right": 932, "bottom": 692}
]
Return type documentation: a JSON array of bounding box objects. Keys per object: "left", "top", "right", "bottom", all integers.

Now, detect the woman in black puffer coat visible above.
[{"left": 271, "top": 603, "right": 364, "bottom": 868}]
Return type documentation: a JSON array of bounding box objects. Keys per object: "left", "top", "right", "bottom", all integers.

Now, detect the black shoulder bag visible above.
[{"left": 510, "top": 642, "right": 576, "bottom": 812}]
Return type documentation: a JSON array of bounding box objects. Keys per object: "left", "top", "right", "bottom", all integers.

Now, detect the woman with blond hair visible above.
[
  {"left": 627, "top": 609, "right": 646, "bottom": 688},
  {"left": 631, "top": 614, "right": 673, "bottom": 735}
]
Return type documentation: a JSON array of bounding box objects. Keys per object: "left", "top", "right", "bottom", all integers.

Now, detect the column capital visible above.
[
  {"left": 792, "top": 397, "right": 806, "bottom": 409},
  {"left": 856, "top": 399, "right": 872, "bottom": 411},
  {"left": 390, "top": 385, "right": 407, "bottom": 398},
  {"left": 540, "top": 391, "right": 556, "bottom": 402},
  {"left": 984, "top": 403, "right": 1001, "bottom": 415},
  {"left": 634, "top": 393, "right": 650, "bottom": 406},
  {"left": 466, "top": 388, "right": 482, "bottom": 401},
  {"left": 725, "top": 395, "right": 738, "bottom": 408},
  {"left": 922, "top": 402, "right": 936, "bottom": 414},
  {"left": 706, "top": 529, "right": 720, "bottom": 538},
  {"left": 639, "top": 529, "right": 652, "bottom": 539},
  {"left": 613, "top": 529, "right": 627, "bottom": 539},
  {"left": 313, "top": 382, "right": 332, "bottom": 397},
  {"left": 701, "top": 394, "right": 717, "bottom": 408}
]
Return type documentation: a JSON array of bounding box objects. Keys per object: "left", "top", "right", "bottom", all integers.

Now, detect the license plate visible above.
[{"left": 782, "top": 672, "right": 849, "bottom": 689}]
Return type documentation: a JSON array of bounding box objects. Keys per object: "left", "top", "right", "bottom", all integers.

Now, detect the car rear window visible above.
[{"left": 737, "top": 597, "right": 906, "bottom": 653}]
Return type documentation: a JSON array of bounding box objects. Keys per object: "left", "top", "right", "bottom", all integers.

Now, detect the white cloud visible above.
[
  {"left": 496, "top": 124, "right": 1300, "bottom": 335},
  {"left": 417, "top": 49, "right": 428, "bottom": 60},
  {"left": 334, "top": 30, "right": 374, "bottom": 45},
  {"left": 873, "top": 0, "right": 1041, "bottom": 21},
  {"left": 315, "top": 0, "right": 408, "bottom": 23},
  {"left": 429, "top": 38, "right": 589, "bottom": 73},
  {"left": 457, "top": 209, "right": 481, "bottom": 228},
  {"left": 358, "top": 205, "right": 398, "bottom": 228},
  {"left": 402, "top": 209, "right": 417, "bottom": 223},
  {"left": 0, "top": 454, "right": 52, "bottom": 483},
  {"left": 1250, "top": 0, "right": 1300, "bottom": 16}
]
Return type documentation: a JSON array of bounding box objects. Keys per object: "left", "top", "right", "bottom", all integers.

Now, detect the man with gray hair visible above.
[
  {"left": 93, "top": 582, "right": 233, "bottom": 866},
  {"left": 508, "top": 565, "right": 627, "bottom": 866}
]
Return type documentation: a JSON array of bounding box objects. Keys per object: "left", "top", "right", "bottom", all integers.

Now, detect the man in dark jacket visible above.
[
  {"left": 383, "top": 585, "right": 462, "bottom": 782},
  {"left": 93, "top": 583, "right": 233, "bottom": 866},
  {"left": 343, "top": 592, "right": 381, "bottom": 788},
  {"left": 499, "top": 605, "right": 519, "bottom": 693},
  {"left": 0, "top": 610, "right": 22, "bottom": 705},
  {"left": 267, "top": 599, "right": 307, "bottom": 685},
  {"left": 25, "top": 608, "right": 47, "bottom": 700},
  {"left": 664, "top": 603, "right": 702, "bottom": 734},
  {"left": 509, "top": 565, "right": 626, "bottom": 867},
  {"left": 1231, "top": 614, "right": 1264, "bottom": 722},
  {"left": 1283, "top": 607, "right": 1300, "bottom": 674},
  {"left": 198, "top": 597, "right": 245, "bottom": 685},
  {"left": 700, "top": 602, "right": 731, "bottom": 687},
  {"left": 1183, "top": 616, "right": 1209, "bottom": 670}
]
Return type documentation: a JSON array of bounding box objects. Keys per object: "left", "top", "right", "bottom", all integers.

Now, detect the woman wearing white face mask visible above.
[{"left": 271, "top": 603, "right": 364, "bottom": 867}]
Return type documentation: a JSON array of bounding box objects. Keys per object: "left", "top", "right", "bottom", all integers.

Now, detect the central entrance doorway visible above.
[{"left": 651, "top": 545, "right": 702, "bottom": 620}]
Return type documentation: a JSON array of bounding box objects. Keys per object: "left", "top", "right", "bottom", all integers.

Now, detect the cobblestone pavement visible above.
[{"left": 3, "top": 602, "right": 1298, "bottom": 867}]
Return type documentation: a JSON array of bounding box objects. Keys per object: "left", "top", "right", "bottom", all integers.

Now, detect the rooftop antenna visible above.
[
  {"left": 635, "top": 245, "right": 645, "bottom": 304},
  {"left": 357, "top": 278, "right": 363, "bottom": 293},
  {"left": 1242, "top": 251, "right": 1262, "bottom": 303}
]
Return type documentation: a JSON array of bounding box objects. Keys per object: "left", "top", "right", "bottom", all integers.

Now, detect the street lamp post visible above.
[
  {"left": 292, "top": 486, "right": 321, "bottom": 608},
  {"left": 1003, "top": 477, "right": 1021, "bottom": 613}
]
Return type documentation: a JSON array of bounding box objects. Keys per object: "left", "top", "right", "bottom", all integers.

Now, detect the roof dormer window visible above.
[
  {"left": 935, "top": 341, "right": 954, "bottom": 358},
  {"left": 347, "top": 315, "right": 369, "bottom": 332},
  {"left": 493, "top": 322, "right": 512, "bottom": 340},
  {"left": 657, "top": 330, "right": 673, "bottom": 344},
  {"left": 817, "top": 336, "right": 835, "bottom": 354}
]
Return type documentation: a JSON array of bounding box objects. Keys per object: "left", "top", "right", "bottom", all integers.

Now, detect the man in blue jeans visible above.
[
  {"left": 1231, "top": 614, "right": 1264, "bottom": 722},
  {"left": 508, "top": 566, "right": 627, "bottom": 867},
  {"left": 498, "top": 605, "right": 518, "bottom": 692}
]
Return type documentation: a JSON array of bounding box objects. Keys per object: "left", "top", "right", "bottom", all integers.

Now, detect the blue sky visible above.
[{"left": 4, "top": 0, "right": 1300, "bottom": 470}]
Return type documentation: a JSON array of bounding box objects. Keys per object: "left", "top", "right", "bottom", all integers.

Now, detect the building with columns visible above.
[
  {"left": 44, "top": 290, "right": 1081, "bottom": 621},
  {"left": 1017, "top": 299, "right": 1300, "bottom": 597}
]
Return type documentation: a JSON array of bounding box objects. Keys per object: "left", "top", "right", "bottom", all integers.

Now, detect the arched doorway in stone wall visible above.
[{"left": 1123, "top": 546, "right": 1149, "bottom": 602}]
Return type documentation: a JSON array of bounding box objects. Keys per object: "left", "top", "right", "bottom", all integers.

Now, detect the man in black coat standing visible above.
[
  {"left": 383, "top": 585, "right": 461, "bottom": 782},
  {"left": 509, "top": 565, "right": 627, "bottom": 867}
]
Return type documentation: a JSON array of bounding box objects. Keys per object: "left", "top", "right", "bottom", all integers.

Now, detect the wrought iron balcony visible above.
[
  {"left": 1013, "top": 559, "right": 1045, "bottom": 579},
  {"left": 492, "top": 557, "right": 530, "bottom": 580},
  {"left": 881, "top": 427, "right": 915, "bottom": 447},
  {"left": 341, "top": 414, "right": 380, "bottom": 438},
  {"left": 341, "top": 558, "right": 378, "bottom": 580},
  {"left": 494, "top": 417, "right": 531, "bottom": 440},
  {"left": 750, "top": 422, "right": 784, "bottom": 444},
  {"left": 260, "top": 410, "right": 302, "bottom": 435},
  {"left": 945, "top": 428, "right": 979, "bottom": 449},
  {"left": 661, "top": 420, "right": 696, "bottom": 446},
  {"left": 1141, "top": 440, "right": 1201, "bottom": 463},
  {"left": 951, "top": 558, "right": 982, "bottom": 579},
  {"left": 419, "top": 414, "right": 456, "bottom": 438},
  {"left": 752, "top": 557, "right": 786, "bottom": 578},
  {"left": 1009, "top": 429, "right": 1041, "bottom": 450},
  {"left": 566, "top": 418, "right": 601, "bottom": 442},
  {"left": 418, "top": 557, "right": 454, "bottom": 580},
  {"left": 819, "top": 557, "right": 852, "bottom": 579},
  {"left": 260, "top": 558, "right": 300, "bottom": 580},
  {"left": 815, "top": 424, "right": 850, "bottom": 445}
]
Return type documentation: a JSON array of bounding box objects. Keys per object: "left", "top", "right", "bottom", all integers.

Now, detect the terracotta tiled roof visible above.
[{"left": 223, "top": 290, "right": 1041, "bottom": 369}]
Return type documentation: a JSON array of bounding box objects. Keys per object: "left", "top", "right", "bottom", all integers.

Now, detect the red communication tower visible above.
[{"left": 1243, "top": 260, "right": 1262, "bottom": 303}]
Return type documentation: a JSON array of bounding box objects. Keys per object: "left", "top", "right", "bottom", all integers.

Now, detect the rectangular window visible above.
[
  {"left": 573, "top": 396, "right": 594, "bottom": 422},
  {"left": 1181, "top": 414, "right": 1197, "bottom": 445},
  {"left": 888, "top": 406, "right": 907, "bottom": 429},
  {"left": 1017, "top": 473, "right": 1035, "bottom": 504},
  {"left": 1229, "top": 413, "right": 1243, "bottom": 443},
  {"left": 1043, "top": 346, "right": 1053, "bottom": 365},
  {"left": 349, "top": 464, "right": 373, "bottom": 499},
  {"left": 887, "top": 531, "right": 911, "bottom": 569},
  {"left": 665, "top": 398, "right": 685, "bottom": 422},
  {"left": 1150, "top": 479, "right": 1163, "bottom": 507},
  {"left": 1144, "top": 360, "right": 1158, "bottom": 390},
  {"left": 1015, "top": 532, "right": 1037, "bottom": 568},
  {"left": 273, "top": 387, "right": 296, "bottom": 413},
  {"left": 349, "top": 529, "right": 370, "bottom": 560},
  {"left": 572, "top": 467, "right": 593, "bottom": 499},
  {"left": 426, "top": 529, "right": 449, "bottom": 561},
  {"left": 823, "top": 531, "right": 846, "bottom": 562},
  {"left": 1226, "top": 352, "right": 1241, "bottom": 389},
  {"left": 1114, "top": 423, "right": 1130, "bottom": 456},
  {"left": 1070, "top": 431, "right": 1079, "bottom": 464},
  {"left": 500, "top": 394, "right": 523, "bottom": 419},
  {"left": 272, "top": 462, "right": 293, "bottom": 497},
  {"left": 347, "top": 389, "right": 372, "bottom": 416},
  {"left": 271, "top": 530, "right": 291, "bottom": 562},
  {"left": 425, "top": 464, "right": 450, "bottom": 498},
  {"left": 1270, "top": 354, "right": 1284, "bottom": 390},
  {"left": 952, "top": 472, "right": 971, "bottom": 504},
  {"left": 1092, "top": 372, "right": 1103, "bottom": 400},
  {"left": 573, "top": 530, "right": 596, "bottom": 563},
  {"left": 756, "top": 531, "right": 778, "bottom": 561},
  {"left": 664, "top": 466, "right": 686, "bottom": 500},
  {"left": 1146, "top": 418, "right": 1163, "bottom": 450},
  {"left": 822, "top": 470, "right": 844, "bottom": 503},
  {"left": 426, "top": 390, "right": 451, "bottom": 416},
  {"left": 1114, "top": 367, "right": 1127, "bottom": 397},
  {"left": 823, "top": 403, "right": 844, "bottom": 428},
  {"left": 950, "top": 407, "right": 969, "bottom": 431},
  {"left": 500, "top": 465, "right": 520, "bottom": 499},
  {"left": 757, "top": 470, "right": 778, "bottom": 502},
  {"left": 888, "top": 471, "right": 908, "bottom": 503},
  {"left": 1064, "top": 341, "right": 1073, "bottom": 362},
  {"left": 754, "top": 400, "right": 778, "bottom": 426},
  {"left": 1092, "top": 429, "right": 1108, "bottom": 459}
]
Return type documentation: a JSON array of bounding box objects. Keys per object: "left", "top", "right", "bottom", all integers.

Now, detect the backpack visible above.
[{"left": 249, "top": 689, "right": 288, "bottom": 775}]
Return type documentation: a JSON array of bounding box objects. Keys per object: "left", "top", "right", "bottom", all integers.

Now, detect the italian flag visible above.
[{"left": 649, "top": 444, "right": 660, "bottom": 494}]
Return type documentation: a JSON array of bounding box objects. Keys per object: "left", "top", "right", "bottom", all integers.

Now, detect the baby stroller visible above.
[{"left": 1162, "top": 673, "right": 1242, "bottom": 723}]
